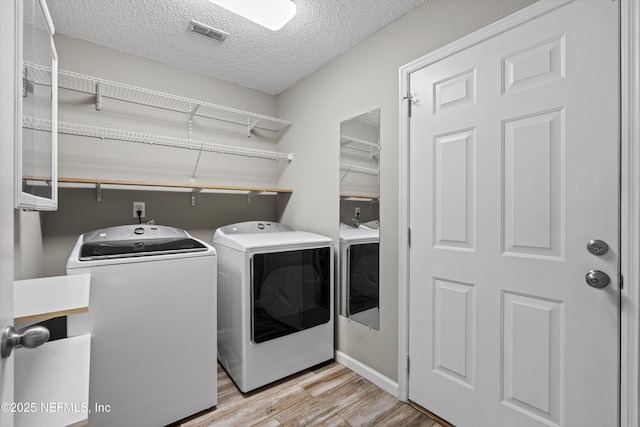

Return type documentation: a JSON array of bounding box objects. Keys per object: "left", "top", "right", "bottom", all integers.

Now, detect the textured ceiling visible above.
[{"left": 46, "top": 0, "right": 428, "bottom": 95}]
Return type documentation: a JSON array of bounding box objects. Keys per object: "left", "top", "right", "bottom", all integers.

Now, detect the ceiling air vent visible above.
[{"left": 189, "top": 20, "right": 228, "bottom": 42}]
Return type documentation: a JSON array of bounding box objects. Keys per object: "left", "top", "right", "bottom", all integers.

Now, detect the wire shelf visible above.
[
  {"left": 340, "top": 163, "right": 379, "bottom": 176},
  {"left": 23, "top": 116, "right": 293, "bottom": 161},
  {"left": 23, "top": 61, "right": 53, "bottom": 86},
  {"left": 23, "top": 62, "right": 292, "bottom": 133},
  {"left": 340, "top": 134, "right": 379, "bottom": 149}
]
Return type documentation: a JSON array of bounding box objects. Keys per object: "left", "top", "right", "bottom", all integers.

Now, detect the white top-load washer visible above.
[
  {"left": 339, "top": 227, "right": 379, "bottom": 329},
  {"left": 213, "top": 221, "right": 333, "bottom": 392},
  {"left": 66, "top": 224, "right": 217, "bottom": 427}
]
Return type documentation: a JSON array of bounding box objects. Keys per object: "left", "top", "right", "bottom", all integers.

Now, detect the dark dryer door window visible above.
[
  {"left": 348, "top": 243, "right": 379, "bottom": 315},
  {"left": 252, "top": 247, "right": 331, "bottom": 344}
]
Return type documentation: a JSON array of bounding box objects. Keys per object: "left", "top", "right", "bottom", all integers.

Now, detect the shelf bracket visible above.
[
  {"left": 190, "top": 188, "right": 203, "bottom": 206},
  {"left": 95, "top": 83, "right": 102, "bottom": 111},
  {"left": 340, "top": 165, "right": 352, "bottom": 183},
  {"left": 188, "top": 104, "right": 201, "bottom": 121},
  {"left": 95, "top": 183, "right": 102, "bottom": 202},
  {"left": 273, "top": 125, "right": 289, "bottom": 140},
  {"left": 247, "top": 190, "right": 264, "bottom": 204},
  {"left": 191, "top": 143, "right": 204, "bottom": 182},
  {"left": 247, "top": 118, "right": 262, "bottom": 138}
]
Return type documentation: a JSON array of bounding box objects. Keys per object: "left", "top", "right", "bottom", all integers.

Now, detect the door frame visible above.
[
  {"left": 397, "top": 1, "right": 640, "bottom": 426},
  {"left": 0, "top": 0, "right": 17, "bottom": 425}
]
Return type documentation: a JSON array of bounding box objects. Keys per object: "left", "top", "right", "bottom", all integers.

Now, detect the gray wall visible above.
[
  {"left": 340, "top": 199, "right": 378, "bottom": 228},
  {"left": 276, "top": 0, "right": 537, "bottom": 381},
  {"left": 41, "top": 188, "right": 277, "bottom": 277}
]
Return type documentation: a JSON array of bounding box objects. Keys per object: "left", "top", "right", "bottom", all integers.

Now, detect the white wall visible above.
[
  {"left": 55, "top": 34, "right": 276, "bottom": 116},
  {"left": 14, "top": 210, "right": 44, "bottom": 280},
  {"left": 34, "top": 35, "right": 285, "bottom": 276},
  {"left": 54, "top": 34, "right": 284, "bottom": 188},
  {"left": 276, "top": 0, "right": 537, "bottom": 381}
]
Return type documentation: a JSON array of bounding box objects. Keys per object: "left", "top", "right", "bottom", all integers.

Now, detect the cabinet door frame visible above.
[{"left": 15, "top": 0, "right": 58, "bottom": 211}]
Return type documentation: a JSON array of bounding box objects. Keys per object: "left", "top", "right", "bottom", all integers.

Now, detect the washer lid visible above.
[
  {"left": 215, "top": 221, "right": 294, "bottom": 235},
  {"left": 339, "top": 227, "right": 379, "bottom": 244},
  {"left": 79, "top": 225, "right": 208, "bottom": 260}
]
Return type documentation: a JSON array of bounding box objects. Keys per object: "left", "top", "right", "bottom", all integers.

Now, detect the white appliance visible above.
[
  {"left": 339, "top": 227, "right": 379, "bottom": 329},
  {"left": 66, "top": 225, "right": 217, "bottom": 427},
  {"left": 213, "top": 221, "right": 333, "bottom": 392}
]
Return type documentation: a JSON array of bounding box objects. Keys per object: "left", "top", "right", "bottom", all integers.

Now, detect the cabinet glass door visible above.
[{"left": 17, "top": 0, "right": 58, "bottom": 210}]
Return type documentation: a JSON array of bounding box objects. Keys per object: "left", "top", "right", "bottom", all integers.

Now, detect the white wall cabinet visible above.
[{"left": 16, "top": 0, "right": 58, "bottom": 211}]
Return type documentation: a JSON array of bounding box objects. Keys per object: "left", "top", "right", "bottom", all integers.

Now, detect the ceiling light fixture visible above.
[{"left": 208, "top": 0, "right": 297, "bottom": 31}]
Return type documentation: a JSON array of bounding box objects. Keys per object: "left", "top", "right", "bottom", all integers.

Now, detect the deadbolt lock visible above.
[{"left": 587, "top": 239, "right": 609, "bottom": 256}]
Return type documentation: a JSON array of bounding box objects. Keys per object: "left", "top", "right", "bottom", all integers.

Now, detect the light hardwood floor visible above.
[{"left": 177, "top": 361, "right": 444, "bottom": 427}]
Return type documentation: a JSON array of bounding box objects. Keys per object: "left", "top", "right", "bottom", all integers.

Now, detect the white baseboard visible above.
[{"left": 335, "top": 350, "right": 399, "bottom": 398}]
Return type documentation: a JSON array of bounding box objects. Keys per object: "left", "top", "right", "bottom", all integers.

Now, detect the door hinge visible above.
[
  {"left": 619, "top": 272, "right": 624, "bottom": 290},
  {"left": 407, "top": 227, "right": 412, "bottom": 248},
  {"left": 406, "top": 354, "right": 410, "bottom": 375},
  {"left": 403, "top": 92, "right": 417, "bottom": 117}
]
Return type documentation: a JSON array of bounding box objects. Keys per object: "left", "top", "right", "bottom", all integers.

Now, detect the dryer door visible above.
[
  {"left": 347, "top": 242, "right": 379, "bottom": 316},
  {"left": 251, "top": 247, "right": 330, "bottom": 344}
]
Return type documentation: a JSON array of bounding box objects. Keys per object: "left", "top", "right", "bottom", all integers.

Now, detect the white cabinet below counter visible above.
[
  {"left": 13, "top": 274, "right": 91, "bottom": 427},
  {"left": 15, "top": 335, "right": 91, "bottom": 427}
]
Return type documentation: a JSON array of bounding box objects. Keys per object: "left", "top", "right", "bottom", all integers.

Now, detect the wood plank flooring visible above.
[{"left": 177, "top": 362, "right": 443, "bottom": 427}]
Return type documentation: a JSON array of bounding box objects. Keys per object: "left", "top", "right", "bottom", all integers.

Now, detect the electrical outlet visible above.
[
  {"left": 133, "top": 202, "right": 145, "bottom": 218},
  {"left": 355, "top": 207, "right": 361, "bottom": 216}
]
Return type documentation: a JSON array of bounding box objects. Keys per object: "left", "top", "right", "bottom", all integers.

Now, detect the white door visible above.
[
  {"left": 1, "top": 1, "right": 18, "bottom": 425},
  {"left": 408, "top": 1, "right": 619, "bottom": 426}
]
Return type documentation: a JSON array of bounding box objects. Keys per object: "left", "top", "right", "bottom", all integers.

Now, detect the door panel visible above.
[
  {"left": 433, "top": 279, "right": 475, "bottom": 388},
  {"left": 501, "top": 292, "right": 563, "bottom": 423},
  {"left": 503, "top": 109, "right": 563, "bottom": 259},
  {"left": 408, "top": 1, "right": 619, "bottom": 426},
  {"left": 434, "top": 129, "right": 475, "bottom": 251}
]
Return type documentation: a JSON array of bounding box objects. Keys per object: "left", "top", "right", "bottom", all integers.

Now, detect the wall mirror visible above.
[
  {"left": 16, "top": 0, "right": 58, "bottom": 210},
  {"left": 338, "top": 109, "right": 380, "bottom": 330}
]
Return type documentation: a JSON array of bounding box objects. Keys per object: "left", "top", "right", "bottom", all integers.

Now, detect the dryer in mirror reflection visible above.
[{"left": 339, "top": 108, "right": 380, "bottom": 330}]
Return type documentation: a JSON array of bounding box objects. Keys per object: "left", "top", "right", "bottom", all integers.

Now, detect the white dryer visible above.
[
  {"left": 339, "top": 227, "right": 379, "bottom": 329},
  {"left": 66, "top": 225, "right": 217, "bottom": 427},
  {"left": 213, "top": 221, "right": 333, "bottom": 392}
]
